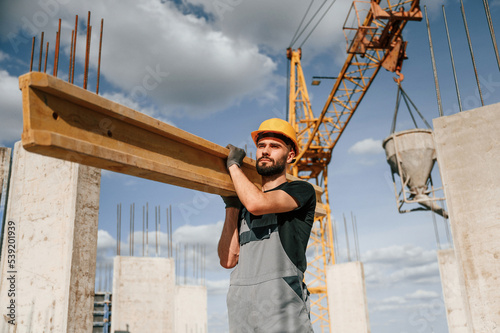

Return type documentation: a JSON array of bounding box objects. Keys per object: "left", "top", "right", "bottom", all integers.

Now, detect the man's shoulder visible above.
[{"left": 283, "top": 180, "right": 315, "bottom": 192}]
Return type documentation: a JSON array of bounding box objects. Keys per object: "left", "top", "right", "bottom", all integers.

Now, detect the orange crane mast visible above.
[{"left": 287, "top": 1, "right": 422, "bottom": 330}]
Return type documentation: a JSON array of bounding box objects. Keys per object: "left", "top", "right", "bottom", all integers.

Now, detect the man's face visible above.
[{"left": 255, "top": 137, "right": 294, "bottom": 177}]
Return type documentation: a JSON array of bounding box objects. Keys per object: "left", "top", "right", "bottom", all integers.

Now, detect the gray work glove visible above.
[
  {"left": 226, "top": 144, "right": 246, "bottom": 169},
  {"left": 221, "top": 196, "right": 242, "bottom": 209}
]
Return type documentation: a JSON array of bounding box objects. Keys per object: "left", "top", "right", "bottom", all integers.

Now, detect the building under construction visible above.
[{"left": 0, "top": 0, "right": 499, "bottom": 332}]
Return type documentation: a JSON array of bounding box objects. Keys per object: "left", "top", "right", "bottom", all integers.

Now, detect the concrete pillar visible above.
[
  {"left": 0, "top": 147, "right": 11, "bottom": 202},
  {"left": 433, "top": 104, "right": 500, "bottom": 332},
  {"left": 327, "top": 262, "right": 371, "bottom": 333},
  {"left": 437, "top": 249, "right": 469, "bottom": 332},
  {"left": 111, "top": 256, "right": 176, "bottom": 332},
  {"left": 175, "top": 285, "right": 207, "bottom": 333},
  {"left": 0, "top": 142, "right": 101, "bottom": 332}
]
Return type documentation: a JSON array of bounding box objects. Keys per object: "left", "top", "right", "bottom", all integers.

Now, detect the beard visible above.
[{"left": 256, "top": 155, "right": 287, "bottom": 177}]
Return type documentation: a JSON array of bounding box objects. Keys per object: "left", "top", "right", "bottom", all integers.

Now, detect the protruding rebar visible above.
[
  {"left": 30, "top": 37, "right": 35, "bottom": 72},
  {"left": 72, "top": 15, "right": 78, "bottom": 84},
  {"left": 424, "top": 6, "right": 443, "bottom": 117},
  {"left": 146, "top": 202, "right": 149, "bottom": 257},
  {"left": 343, "top": 214, "right": 351, "bottom": 262},
  {"left": 97, "top": 19, "right": 104, "bottom": 94},
  {"left": 351, "top": 212, "right": 360, "bottom": 261},
  {"left": 460, "top": 0, "right": 484, "bottom": 106},
  {"left": 442, "top": 6, "right": 463, "bottom": 112},
  {"left": 69, "top": 30, "right": 74, "bottom": 82},
  {"left": 332, "top": 217, "right": 339, "bottom": 264},
  {"left": 44, "top": 42, "right": 49, "bottom": 73},
  {"left": 84, "top": 11, "right": 92, "bottom": 89},
  {"left": 483, "top": 0, "right": 500, "bottom": 71},
  {"left": 38, "top": 31, "right": 44, "bottom": 72},
  {"left": 53, "top": 19, "right": 61, "bottom": 76}
]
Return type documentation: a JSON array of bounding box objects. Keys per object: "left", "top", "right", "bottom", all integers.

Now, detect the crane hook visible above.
[{"left": 393, "top": 70, "right": 404, "bottom": 84}]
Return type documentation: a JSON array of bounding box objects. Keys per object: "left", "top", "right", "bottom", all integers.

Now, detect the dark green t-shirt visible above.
[{"left": 239, "top": 180, "right": 316, "bottom": 273}]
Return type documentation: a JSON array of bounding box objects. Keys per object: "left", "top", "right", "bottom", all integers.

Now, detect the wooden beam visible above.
[{"left": 19, "top": 72, "right": 326, "bottom": 216}]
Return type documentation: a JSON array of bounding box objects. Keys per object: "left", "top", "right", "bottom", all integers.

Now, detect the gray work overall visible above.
[{"left": 227, "top": 210, "right": 314, "bottom": 333}]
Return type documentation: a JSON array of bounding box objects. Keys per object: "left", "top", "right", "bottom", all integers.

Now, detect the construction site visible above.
[{"left": 0, "top": 0, "right": 498, "bottom": 332}]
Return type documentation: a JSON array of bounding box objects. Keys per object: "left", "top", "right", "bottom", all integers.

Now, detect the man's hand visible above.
[
  {"left": 221, "top": 196, "right": 241, "bottom": 209},
  {"left": 226, "top": 144, "right": 246, "bottom": 169}
]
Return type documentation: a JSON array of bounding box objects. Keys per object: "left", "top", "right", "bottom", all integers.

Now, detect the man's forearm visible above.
[
  {"left": 217, "top": 207, "right": 240, "bottom": 269},
  {"left": 228, "top": 164, "right": 264, "bottom": 211}
]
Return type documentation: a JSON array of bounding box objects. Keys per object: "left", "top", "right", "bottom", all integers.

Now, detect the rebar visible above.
[
  {"left": 83, "top": 11, "right": 92, "bottom": 90},
  {"left": 351, "top": 213, "right": 360, "bottom": 261},
  {"left": 424, "top": 6, "right": 443, "bottom": 117},
  {"left": 69, "top": 30, "right": 74, "bottom": 82},
  {"left": 30, "top": 37, "right": 35, "bottom": 72},
  {"left": 96, "top": 19, "right": 104, "bottom": 94},
  {"left": 332, "top": 217, "right": 339, "bottom": 264},
  {"left": 38, "top": 31, "right": 44, "bottom": 72},
  {"left": 72, "top": 15, "right": 78, "bottom": 84},
  {"left": 53, "top": 19, "right": 61, "bottom": 76},
  {"left": 460, "top": 0, "right": 484, "bottom": 106},
  {"left": 343, "top": 214, "right": 351, "bottom": 262},
  {"left": 482, "top": 0, "right": 500, "bottom": 71},
  {"left": 44, "top": 42, "right": 49, "bottom": 73},
  {"left": 146, "top": 202, "right": 149, "bottom": 257},
  {"left": 442, "top": 6, "right": 463, "bottom": 112}
]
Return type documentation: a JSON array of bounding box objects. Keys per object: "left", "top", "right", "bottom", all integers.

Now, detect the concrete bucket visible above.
[{"left": 383, "top": 129, "right": 448, "bottom": 218}]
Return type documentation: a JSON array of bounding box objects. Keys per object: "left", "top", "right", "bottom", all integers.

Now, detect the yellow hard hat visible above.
[{"left": 251, "top": 118, "right": 299, "bottom": 154}]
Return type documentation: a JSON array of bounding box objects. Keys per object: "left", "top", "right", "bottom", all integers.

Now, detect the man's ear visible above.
[{"left": 286, "top": 148, "right": 296, "bottom": 164}]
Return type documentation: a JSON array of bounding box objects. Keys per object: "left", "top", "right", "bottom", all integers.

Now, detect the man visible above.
[{"left": 218, "top": 118, "right": 316, "bottom": 332}]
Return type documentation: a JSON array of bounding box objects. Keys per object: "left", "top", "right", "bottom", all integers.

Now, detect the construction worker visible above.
[{"left": 218, "top": 118, "right": 315, "bottom": 332}]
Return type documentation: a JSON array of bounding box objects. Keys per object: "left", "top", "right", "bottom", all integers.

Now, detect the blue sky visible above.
[{"left": 1, "top": 0, "right": 500, "bottom": 332}]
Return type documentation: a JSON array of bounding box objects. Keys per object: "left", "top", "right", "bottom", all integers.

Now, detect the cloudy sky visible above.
[{"left": 1, "top": 0, "right": 500, "bottom": 332}]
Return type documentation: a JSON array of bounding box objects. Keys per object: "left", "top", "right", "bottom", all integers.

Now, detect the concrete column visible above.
[
  {"left": 327, "top": 262, "right": 371, "bottom": 333},
  {"left": 111, "top": 256, "right": 176, "bottom": 332},
  {"left": 433, "top": 104, "right": 500, "bottom": 332},
  {"left": 175, "top": 285, "right": 207, "bottom": 333},
  {"left": 437, "top": 249, "right": 469, "bottom": 333},
  {"left": 0, "top": 142, "right": 101, "bottom": 332},
  {"left": 0, "top": 147, "right": 11, "bottom": 202}
]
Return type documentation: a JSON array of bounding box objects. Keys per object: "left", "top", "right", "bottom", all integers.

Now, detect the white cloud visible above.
[
  {"left": 0, "top": 51, "right": 9, "bottom": 62},
  {"left": 348, "top": 138, "right": 384, "bottom": 155},
  {"left": 173, "top": 220, "right": 223, "bottom": 246},
  {"left": 406, "top": 289, "right": 440, "bottom": 300},
  {"left": 206, "top": 278, "right": 229, "bottom": 295},
  {"left": 363, "top": 244, "right": 439, "bottom": 286},
  {"left": 97, "top": 229, "right": 116, "bottom": 250},
  {"left": 0, "top": 0, "right": 357, "bottom": 118},
  {"left": 0, "top": 70, "right": 23, "bottom": 145}
]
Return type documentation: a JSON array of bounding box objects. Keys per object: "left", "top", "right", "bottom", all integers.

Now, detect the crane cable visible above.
[
  {"left": 289, "top": 0, "right": 337, "bottom": 48},
  {"left": 390, "top": 82, "right": 432, "bottom": 134},
  {"left": 299, "top": 0, "right": 338, "bottom": 49},
  {"left": 289, "top": 0, "right": 315, "bottom": 48}
]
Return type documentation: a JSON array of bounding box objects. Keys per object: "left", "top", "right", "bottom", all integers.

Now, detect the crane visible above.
[{"left": 287, "top": 1, "right": 422, "bottom": 330}]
